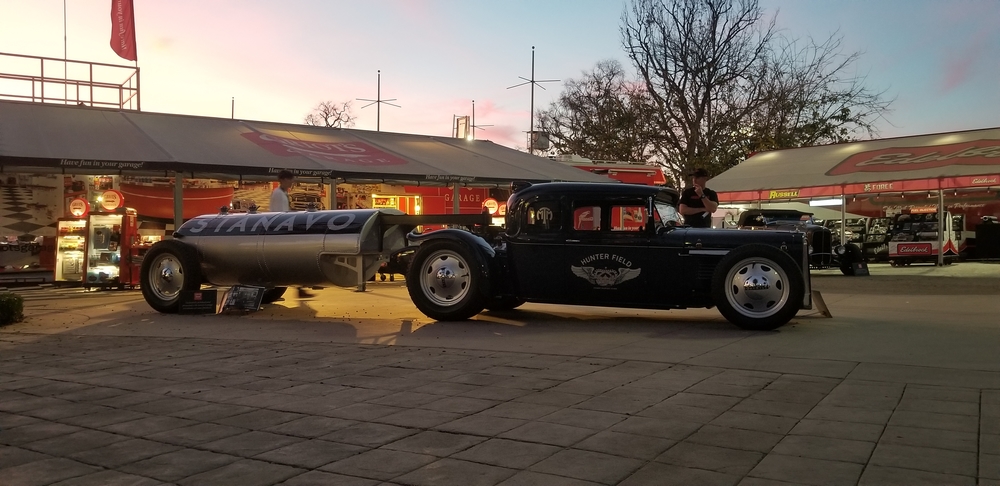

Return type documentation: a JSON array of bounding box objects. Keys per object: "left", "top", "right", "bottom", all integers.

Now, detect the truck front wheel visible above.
[
  {"left": 406, "top": 240, "right": 487, "bottom": 321},
  {"left": 711, "top": 244, "right": 804, "bottom": 331}
]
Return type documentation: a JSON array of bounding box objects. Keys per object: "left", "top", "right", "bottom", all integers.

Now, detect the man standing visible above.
[
  {"left": 679, "top": 168, "right": 719, "bottom": 228},
  {"left": 269, "top": 170, "right": 293, "bottom": 212}
]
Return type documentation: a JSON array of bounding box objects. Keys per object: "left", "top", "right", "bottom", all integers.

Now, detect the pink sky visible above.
[{"left": 1, "top": 0, "right": 997, "bottom": 152}]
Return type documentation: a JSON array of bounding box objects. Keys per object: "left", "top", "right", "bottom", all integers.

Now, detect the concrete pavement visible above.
[{"left": 1, "top": 262, "right": 999, "bottom": 485}]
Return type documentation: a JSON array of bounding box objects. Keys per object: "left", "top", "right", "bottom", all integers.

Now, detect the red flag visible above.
[{"left": 110, "top": 0, "right": 137, "bottom": 61}]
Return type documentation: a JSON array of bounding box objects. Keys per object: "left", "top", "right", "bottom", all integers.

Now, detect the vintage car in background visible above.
[
  {"left": 735, "top": 209, "right": 863, "bottom": 274},
  {"left": 140, "top": 182, "right": 815, "bottom": 330}
]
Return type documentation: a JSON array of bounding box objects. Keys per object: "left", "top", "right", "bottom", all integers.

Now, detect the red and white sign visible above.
[
  {"left": 498, "top": 203, "right": 507, "bottom": 216},
  {"left": 827, "top": 139, "right": 1000, "bottom": 176},
  {"left": 242, "top": 131, "right": 409, "bottom": 166},
  {"left": 482, "top": 198, "right": 499, "bottom": 215},
  {"left": 110, "top": 0, "right": 137, "bottom": 61},
  {"left": 100, "top": 190, "right": 125, "bottom": 211},
  {"left": 68, "top": 198, "right": 90, "bottom": 218}
]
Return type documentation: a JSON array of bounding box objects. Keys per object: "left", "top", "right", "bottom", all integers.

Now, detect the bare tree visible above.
[
  {"left": 621, "top": 0, "right": 892, "bottom": 182},
  {"left": 304, "top": 100, "right": 356, "bottom": 128},
  {"left": 537, "top": 60, "right": 658, "bottom": 164}
]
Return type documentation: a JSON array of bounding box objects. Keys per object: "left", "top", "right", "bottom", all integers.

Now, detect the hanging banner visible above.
[{"left": 110, "top": 0, "right": 137, "bottom": 61}]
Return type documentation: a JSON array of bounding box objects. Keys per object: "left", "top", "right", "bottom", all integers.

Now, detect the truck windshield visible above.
[{"left": 654, "top": 200, "right": 682, "bottom": 227}]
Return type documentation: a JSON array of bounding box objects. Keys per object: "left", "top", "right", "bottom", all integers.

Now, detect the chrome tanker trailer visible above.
[{"left": 139, "top": 208, "right": 489, "bottom": 313}]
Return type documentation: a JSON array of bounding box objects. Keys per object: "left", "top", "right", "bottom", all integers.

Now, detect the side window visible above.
[
  {"left": 573, "top": 205, "right": 601, "bottom": 231},
  {"left": 612, "top": 205, "right": 646, "bottom": 232},
  {"left": 525, "top": 201, "right": 560, "bottom": 232}
]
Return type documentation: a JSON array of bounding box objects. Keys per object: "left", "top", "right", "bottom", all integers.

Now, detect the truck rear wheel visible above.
[
  {"left": 406, "top": 240, "right": 487, "bottom": 321},
  {"left": 140, "top": 240, "right": 202, "bottom": 314},
  {"left": 711, "top": 244, "right": 804, "bottom": 331}
]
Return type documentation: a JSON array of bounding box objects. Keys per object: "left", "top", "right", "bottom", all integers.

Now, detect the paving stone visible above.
[
  {"left": 376, "top": 408, "right": 463, "bottom": 428},
  {"left": 23, "top": 429, "right": 130, "bottom": 456},
  {"left": 737, "top": 479, "right": 809, "bottom": 486},
  {"left": 320, "top": 448, "right": 437, "bottom": 481},
  {"left": 93, "top": 392, "right": 162, "bottom": 408},
  {"left": 277, "top": 470, "right": 379, "bottom": 485},
  {"left": 48, "top": 469, "right": 164, "bottom": 486},
  {"left": 0, "top": 457, "right": 101, "bottom": 486},
  {"left": 730, "top": 398, "right": 815, "bottom": 419},
  {"left": 685, "top": 381, "right": 762, "bottom": 398},
  {"left": 423, "top": 396, "right": 498, "bottom": 414},
  {"left": 394, "top": 458, "right": 516, "bottom": 486},
  {"left": 982, "top": 453, "right": 1000, "bottom": 480},
  {"left": 146, "top": 422, "right": 246, "bottom": 446},
  {"left": 545, "top": 378, "right": 617, "bottom": 395},
  {"left": 655, "top": 441, "right": 764, "bottom": 476},
  {"left": 480, "top": 401, "right": 561, "bottom": 420},
  {"left": 320, "top": 422, "right": 418, "bottom": 447},
  {"left": 770, "top": 434, "right": 874, "bottom": 464},
  {"left": 887, "top": 410, "right": 979, "bottom": 433},
  {"left": 214, "top": 409, "right": 305, "bottom": 429},
  {"left": 572, "top": 386, "right": 675, "bottom": 414},
  {"left": 435, "top": 414, "right": 527, "bottom": 437},
  {"left": 0, "top": 445, "right": 50, "bottom": 468},
  {"left": 638, "top": 402, "right": 727, "bottom": 423},
  {"left": 68, "top": 437, "right": 180, "bottom": 468},
  {"left": 264, "top": 415, "right": 357, "bottom": 438},
  {"left": 820, "top": 382, "right": 904, "bottom": 411},
  {"left": 497, "top": 470, "right": 603, "bottom": 486},
  {"left": 102, "top": 416, "right": 196, "bottom": 437},
  {"left": 28, "top": 402, "right": 112, "bottom": 421},
  {"left": 499, "top": 421, "right": 597, "bottom": 447},
  {"left": 805, "top": 405, "right": 893, "bottom": 425},
  {"left": 868, "top": 443, "right": 977, "bottom": 476},
  {"left": 666, "top": 392, "right": 743, "bottom": 410},
  {"left": 537, "top": 407, "right": 627, "bottom": 430},
  {"left": 0, "top": 421, "right": 81, "bottom": 446},
  {"left": 61, "top": 409, "right": 151, "bottom": 428},
  {"left": 200, "top": 430, "right": 303, "bottom": 456},
  {"left": 618, "top": 462, "right": 740, "bottom": 486},
  {"left": 686, "top": 424, "right": 784, "bottom": 453},
  {"left": 120, "top": 448, "right": 239, "bottom": 481},
  {"left": 748, "top": 453, "right": 863, "bottom": 486},
  {"left": 382, "top": 430, "right": 484, "bottom": 457},
  {"left": 903, "top": 385, "right": 980, "bottom": 403},
  {"left": 176, "top": 458, "right": 304, "bottom": 486},
  {"left": 610, "top": 416, "right": 702, "bottom": 440},
  {"left": 530, "top": 448, "right": 643, "bottom": 484},
  {"left": 0, "top": 412, "right": 41, "bottom": 429},
  {"left": 857, "top": 464, "right": 975, "bottom": 486},
  {"left": 254, "top": 438, "right": 366, "bottom": 469},
  {"left": 763, "top": 375, "right": 839, "bottom": 393},
  {"left": 709, "top": 410, "right": 799, "bottom": 435},
  {"left": 367, "top": 391, "right": 442, "bottom": 408},
  {"left": 574, "top": 430, "right": 675, "bottom": 460},
  {"left": 789, "top": 418, "right": 884, "bottom": 442},
  {"left": 880, "top": 424, "right": 977, "bottom": 452},
  {"left": 983, "top": 433, "right": 1000, "bottom": 454},
  {"left": 167, "top": 403, "right": 256, "bottom": 421},
  {"left": 410, "top": 381, "right": 481, "bottom": 396},
  {"left": 459, "top": 385, "right": 533, "bottom": 401},
  {"left": 751, "top": 388, "right": 828, "bottom": 406},
  {"left": 453, "top": 438, "right": 561, "bottom": 469},
  {"left": 127, "top": 397, "right": 206, "bottom": 415},
  {"left": 896, "top": 397, "right": 980, "bottom": 416},
  {"left": 514, "top": 390, "right": 590, "bottom": 407}
]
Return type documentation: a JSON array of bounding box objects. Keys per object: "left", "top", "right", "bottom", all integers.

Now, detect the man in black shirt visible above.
[{"left": 679, "top": 168, "right": 719, "bottom": 228}]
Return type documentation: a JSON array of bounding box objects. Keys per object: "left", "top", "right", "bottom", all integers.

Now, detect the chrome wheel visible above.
[
  {"left": 723, "top": 257, "right": 790, "bottom": 319},
  {"left": 147, "top": 253, "right": 185, "bottom": 303},
  {"left": 419, "top": 249, "right": 472, "bottom": 307}
]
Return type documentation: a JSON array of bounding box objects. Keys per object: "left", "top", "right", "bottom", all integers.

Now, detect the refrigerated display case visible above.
[
  {"left": 83, "top": 208, "right": 140, "bottom": 288},
  {"left": 55, "top": 218, "right": 88, "bottom": 282}
]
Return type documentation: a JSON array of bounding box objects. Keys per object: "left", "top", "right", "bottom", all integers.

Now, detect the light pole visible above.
[
  {"left": 507, "top": 46, "right": 558, "bottom": 154},
  {"left": 357, "top": 70, "right": 400, "bottom": 131}
]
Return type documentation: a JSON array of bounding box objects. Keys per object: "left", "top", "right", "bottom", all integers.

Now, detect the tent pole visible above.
[
  {"left": 840, "top": 195, "right": 846, "bottom": 246},
  {"left": 938, "top": 188, "right": 945, "bottom": 266},
  {"left": 452, "top": 183, "right": 460, "bottom": 215},
  {"left": 173, "top": 172, "right": 183, "bottom": 232}
]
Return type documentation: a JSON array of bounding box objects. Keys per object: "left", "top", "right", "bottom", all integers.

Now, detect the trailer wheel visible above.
[
  {"left": 711, "top": 244, "right": 804, "bottom": 331},
  {"left": 140, "top": 240, "right": 202, "bottom": 314},
  {"left": 485, "top": 296, "right": 526, "bottom": 312},
  {"left": 261, "top": 287, "right": 287, "bottom": 304},
  {"left": 406, "top": 240, "right": 487, "bottom": 321}
]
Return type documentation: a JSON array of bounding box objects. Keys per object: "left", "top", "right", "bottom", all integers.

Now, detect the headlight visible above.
[
  {"left": 834, "top": 245, "right": 847, "bottom": 256},
  {"left": 808, "top": 244, "right": 814, "bottom": 254}
]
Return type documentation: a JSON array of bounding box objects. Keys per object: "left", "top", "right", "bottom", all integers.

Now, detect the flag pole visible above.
[{"left": 63, "top": 0, "right": 68, "bottom": 104}]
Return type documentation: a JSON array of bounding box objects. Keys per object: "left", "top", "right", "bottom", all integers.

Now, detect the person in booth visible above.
[
  {"left": 269, "top": 170, "right": 313, "bottom": 298},
  {"left": 678, "top": 168, "right": 719, "bottom": 228}
]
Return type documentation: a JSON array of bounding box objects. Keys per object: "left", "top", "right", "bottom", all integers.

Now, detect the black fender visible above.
[{"left": 408, "top": 229, "right": 496, "bottom": 295}]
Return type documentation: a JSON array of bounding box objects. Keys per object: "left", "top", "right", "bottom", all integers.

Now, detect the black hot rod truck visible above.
[{"left": 140, "top": 182, "right": 813, "bottom": 330}]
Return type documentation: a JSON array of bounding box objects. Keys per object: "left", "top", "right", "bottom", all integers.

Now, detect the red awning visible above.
[{"left": 574, "top": 165, "right": 666, "bottom": 186}]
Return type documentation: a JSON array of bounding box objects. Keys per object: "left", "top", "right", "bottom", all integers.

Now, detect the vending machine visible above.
[
  {"left": 83, "top": 208, "right": 141, "bottom": 288},
  {"left": 54, "top": 218, "right": 88, "bottom": 282}
]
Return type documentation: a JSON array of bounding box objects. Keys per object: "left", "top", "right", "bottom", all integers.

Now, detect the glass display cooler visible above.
[
  {"left": 56, "top": 208, "right": 141, "bottom": 288},
  {"left": 55, "top": 218, "right": 88, "bottom": 282}
]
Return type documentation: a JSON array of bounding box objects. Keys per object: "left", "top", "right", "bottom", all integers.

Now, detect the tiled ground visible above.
[
  {"left": 0, "top": 186, "right": 58, "bottom": 238},
  {"left": 1, "top": 334, "right": 996, "bottom": 486}
]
